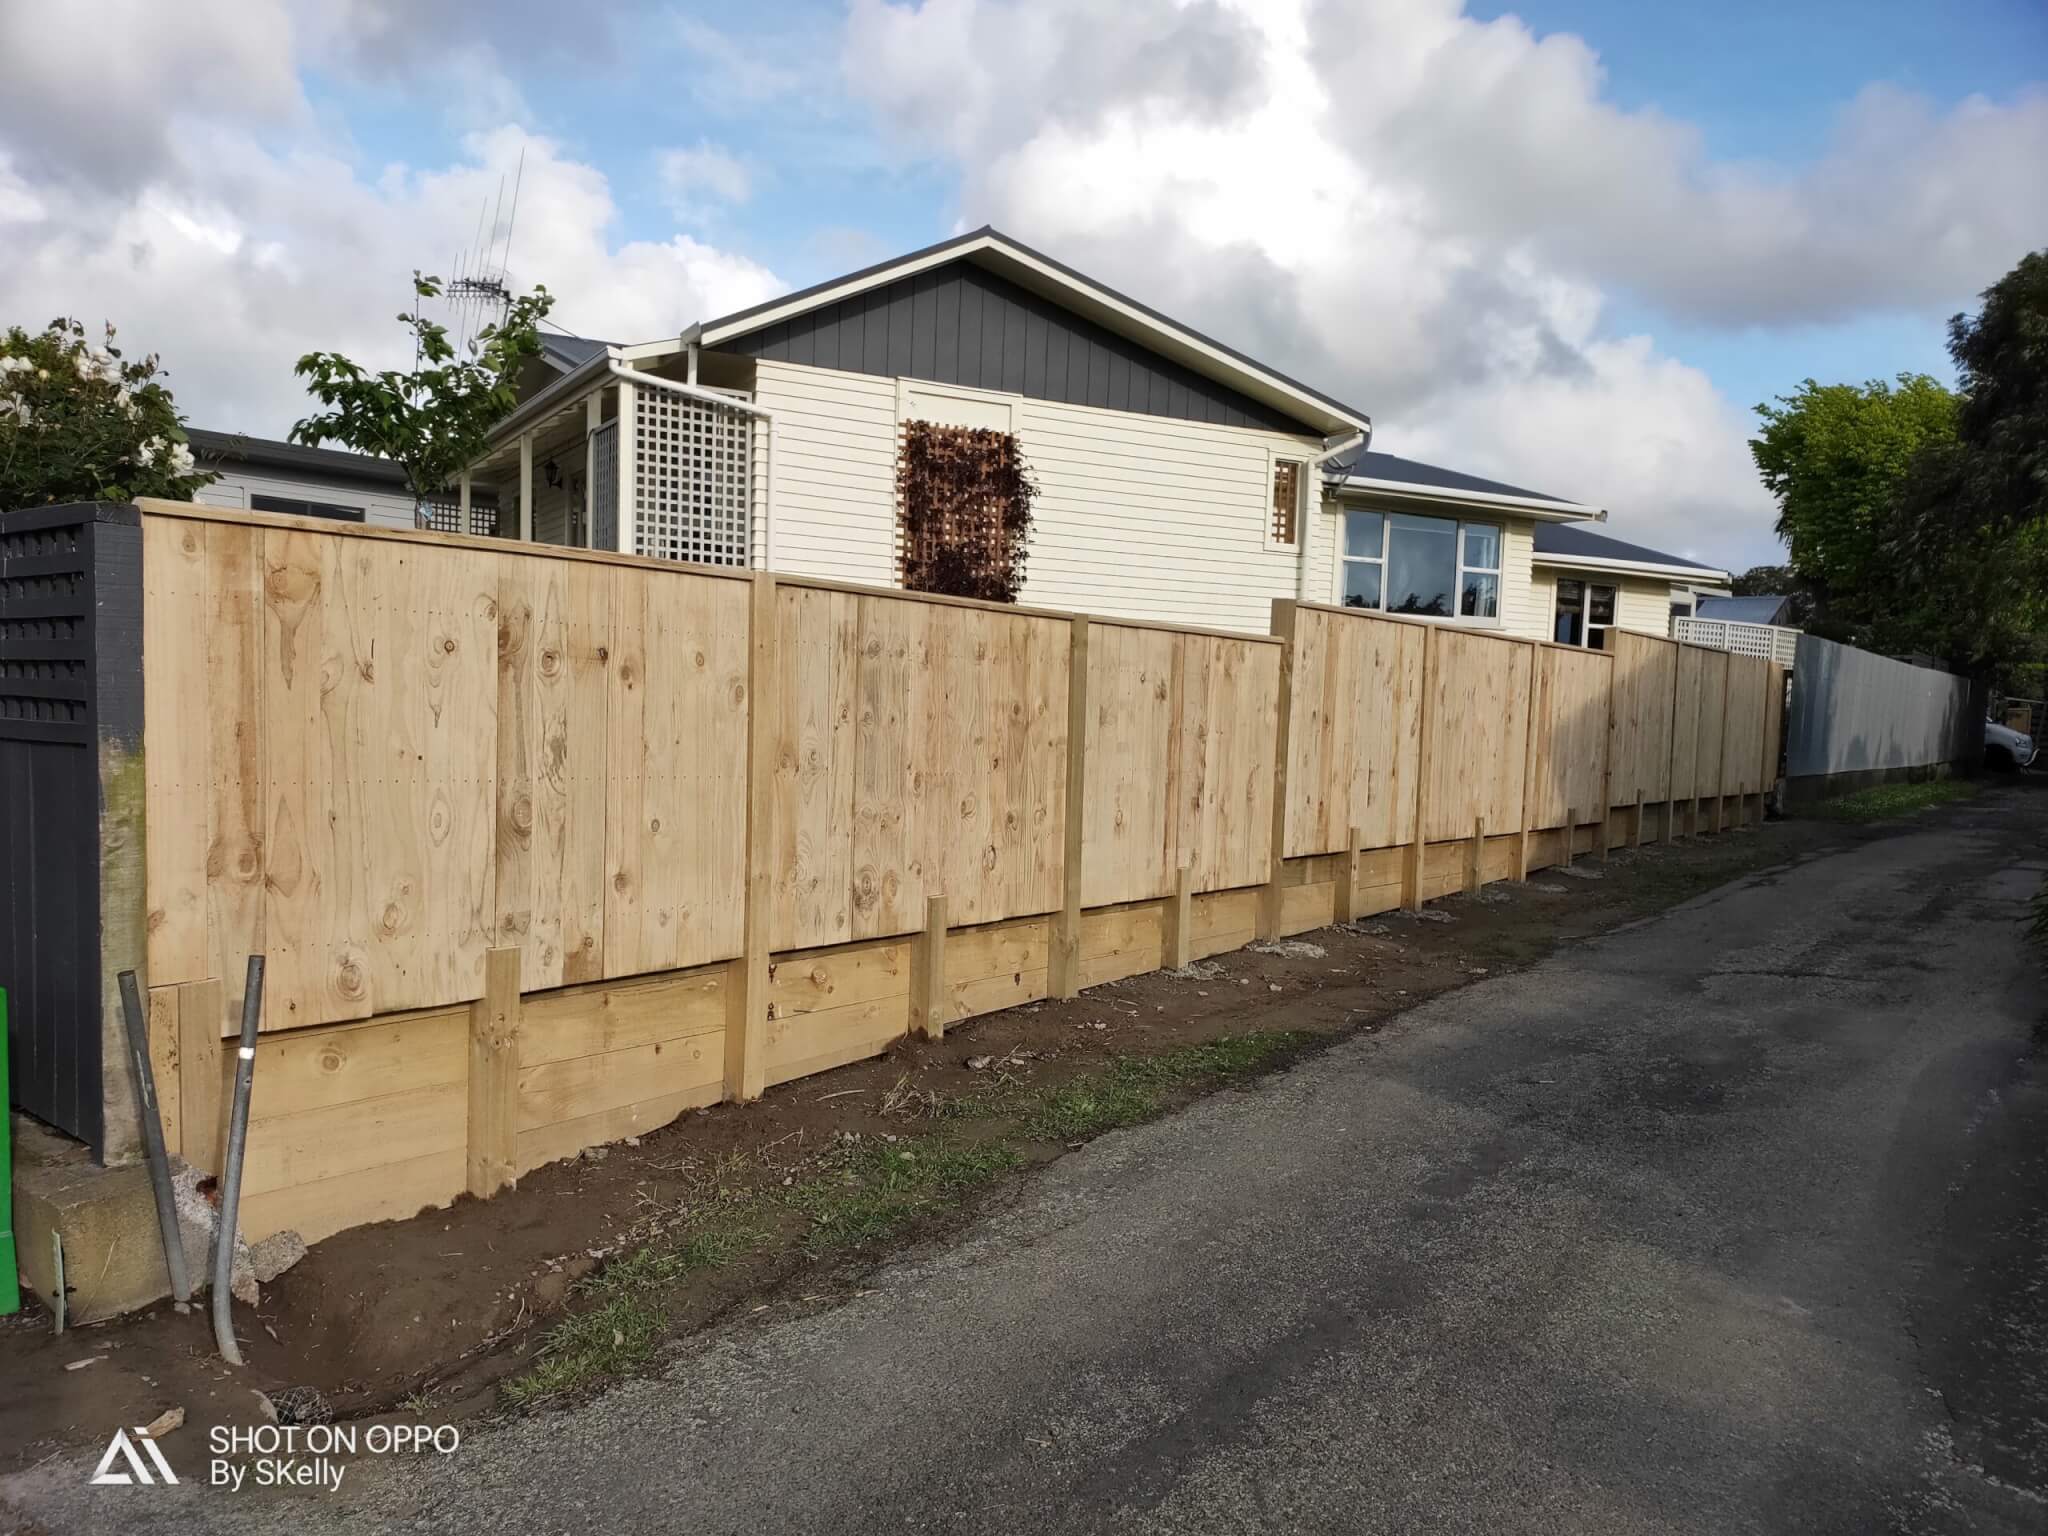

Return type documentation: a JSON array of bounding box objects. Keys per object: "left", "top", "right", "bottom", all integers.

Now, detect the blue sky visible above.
[{"left": 4, "top": 0, "right": 2041, "bottom": 568}]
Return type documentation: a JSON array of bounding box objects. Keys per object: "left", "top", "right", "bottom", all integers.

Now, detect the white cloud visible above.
[
  {"left": 658, "top": 140, "right": 754, "bottom": 223},
  {"left": 842, "top": 0, "right": 2046, "bottom": 568},
  {"left": 0, "top": 12, "right": 783, "bottom": 440}
]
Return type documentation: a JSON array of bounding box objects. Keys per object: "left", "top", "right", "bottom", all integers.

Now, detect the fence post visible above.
[
  {"left": 1335, "top": 827, "right": 1363, "bottom": 924},
  {"left": 1405, "top": 625, "right": 1437, "bottom": 911},
  {"left": 176, "top": 978, "right": 224, "bottom": 1175},
  {"left": 725, "top": 572, "right": 777, "bottom": 1100},
  {"left": 467, "top": 946, "right": 522, "bottom": 1198},
  {"left": 909, "top": 895, "right": 949, "bottom": 1040},
  {"left": 1563, "top": 806, "right": 1577, "bottom": 870},
  {"left": 1634, "top": 792, "right": 1646, "bottom": 849},
  {"left": 1465, "top": 817, "right": 1485, "bottom": 894},
  {"left": 1050, "top": 615, "right": 1090, "bottom": 998},
  {"left": 1516, "top": 641, "right": 1539, "bottom": 881},
  {"left": 1258, "top": 600, "right": 1298, "bottom": 942},
  {"left": 1162, "top": 865, "right": 1194, "bottom": 970},
  {"left": 1598, "top": 651, "right": 1616, "bottom": 863}
]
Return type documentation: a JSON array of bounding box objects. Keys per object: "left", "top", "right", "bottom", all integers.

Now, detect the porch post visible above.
[
  {"left": 458, "top": 469, "right": 471, "bottom": 529},
  {"left": 517, "top": 431, "right": 534, "bottom": 543},
  {"left": 615, "top": 376, "right": 635, "bottom": 554},
  {"left": 584, "top": 393, "right": 602, "bottom": 549}
]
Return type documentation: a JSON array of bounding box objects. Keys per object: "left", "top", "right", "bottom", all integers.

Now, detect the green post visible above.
[{"left": 1, "top": 989, "right": 17, "bottom": 1315}]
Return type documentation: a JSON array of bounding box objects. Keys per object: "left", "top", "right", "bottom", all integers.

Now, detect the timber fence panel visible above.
[
  {"left": 1695, "top": 648, "right": 1731, "bottom": 801},
  {"left": 1421, "top": 628, "right": 1532, "bottom": 843},
  {"left": 1670, "top": 644, "right": 1706, "bottom": 801},
  {"left": 1279, "top": 605, "right": 1425, "bottom": 858},
  {"left": 1721, "top": 655, "right": 1768, "bottom": 796},
  {"left": 1606, "top": 630, "right": 1677, "bottom": 805},
  {"left": 1527, "top": 644, "right": 1611, "bottom": 831}
]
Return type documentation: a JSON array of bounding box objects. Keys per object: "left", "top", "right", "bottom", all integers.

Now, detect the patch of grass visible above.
[
  {"left": 1808, "top": 779, "right": 1977, "bottom": 823},
  {"left": 789, "top": 1137, "right": 1021, "bottom": 1254},
  {"left": 1023, "top": 1031, "right": 1310, "bottom": 1142},
  {"left": 503, "top": 1216, "right": 764, "bottom": 1405}
]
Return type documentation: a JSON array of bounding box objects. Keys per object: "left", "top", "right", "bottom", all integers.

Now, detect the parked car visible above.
[{"left": 1985, "top": 717, "right": 2037, "bottom": 770}]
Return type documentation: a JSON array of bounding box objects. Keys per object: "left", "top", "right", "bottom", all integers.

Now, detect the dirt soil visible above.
[{"left": 0, "top": 814, "right": 1862, "bottom": 1474}]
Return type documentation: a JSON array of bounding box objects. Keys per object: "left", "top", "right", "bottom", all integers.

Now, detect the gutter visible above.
[{"left": 1298, "top": 425, "right": 1370, "bottom": 600}]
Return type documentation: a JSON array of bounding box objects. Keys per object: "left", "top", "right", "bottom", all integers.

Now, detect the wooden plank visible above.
[
  {"left": 145, "top": 986, "right": 183, "bottom": 1158},
  {"left": 467, "top": 947, "right": 521, "bottom": 1198},
  {"left": 239, "top": 1078, "right": 466, "bottom": 1197},
  {"left": 1405, "top": 626, "right": 1436, "bottom": 911},
  {"left": 1081, "top": 622, "right": 1176, "bottom": 907},
  {"left": 1162, "top": 865, "right": 1195, "bottom": 969},
  {"left": 240, "top": 1148, "right": 465, "bottom": 1245},
  {"left": 1259, "top": 601, "right": 1297, "bottom": 939},
  {"left": 141, "top": 516, "right": 209, "bottom": 985},
  {"left": 177, "top": 979, "right": 223, "bottom": 1173},
  {"left": 1049, "top": 615, "right": 1089, "bottom": 996},
  {"left": 1466, "top": 817, "right": 1485, "bottom": 895},
  {"left": 726, "top": 572, "right": 777, "bottom": 1102},
  {"left": 248, "top": 1005, "right": 465, "bottom": 1123},
  {"left": 522, "top": 968, "right": 726, "bottom": 1066},
  {"left": 909, "top": 895, "right": 949, "bottom": 1040},
  {"left": 205, "top": 521, "right": 268, "bottom": 1023},
  {"left": 770, "top": 584, "right": 858, "bottom": 950},
  {"left": 518, "top": 1029, "right": 723, "bottom": 1132}
]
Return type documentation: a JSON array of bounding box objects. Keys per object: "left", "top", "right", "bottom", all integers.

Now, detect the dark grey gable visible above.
[{"left": 718, "top": 259, "right": 1310, "bottom": 434}]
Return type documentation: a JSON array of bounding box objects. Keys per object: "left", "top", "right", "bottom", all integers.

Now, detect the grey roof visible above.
[
  {"left": 697, "top": 225, "right": 1372, "bottom": 433},
  {"left": 1328, "top": 449, "right": 1580, "bottom": 508},
  {"left": 1695, "top": 595, "right": 1792, "bottom": 624},
  {"left": 188, "top": 428, "right": 409, "bottom": 489},
  {"left": 538, "top": 333, "right": 611, "bottom": 371},
  {"left": 1532, "top": 521, "right": 1723, "bottom": 573}
]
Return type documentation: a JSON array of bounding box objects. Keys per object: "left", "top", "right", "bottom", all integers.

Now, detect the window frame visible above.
[
  {"left": 250, "top": 493, "right": 366, "bottom": 523},
  {"left": 1264, "top": 449, "right": 1308, "bottom": 553},
  {"left": 1334, "top": 503, "right": 1505, "bottom": 629},
  {"left": 1552, "top": 575, "right": 1620, "bottom": 649}
]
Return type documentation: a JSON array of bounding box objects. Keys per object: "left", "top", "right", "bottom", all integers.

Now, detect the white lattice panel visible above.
[
  {"left": 1674, "top": 617, "right": 1799, "bottom": 667},
  {"left": 632, "top": 389, "right": 753, "bottom": 567}
]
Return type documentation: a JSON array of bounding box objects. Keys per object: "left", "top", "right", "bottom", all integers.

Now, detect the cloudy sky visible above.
[{"left": 2, "top": 0, "right": 2042, "bottom": 569}]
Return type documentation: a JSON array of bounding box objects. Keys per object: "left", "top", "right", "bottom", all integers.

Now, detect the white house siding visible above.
[
  {"left": 749, "top": 358, "right": 1325, "bottom": 634},
  {"left": 751, "top": 360, "right": 900, "bottom": 587},
  {"left": 196, "top": 467, "right": 415, "bottom": 530},
  {"left": 1501, "top": 521, "right": 1544, "bottom": 640}
]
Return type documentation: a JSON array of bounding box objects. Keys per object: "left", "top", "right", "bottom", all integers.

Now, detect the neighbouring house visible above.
[
  {"left": 459, "top": 227, "right": 1373, "bottom": 633},
  {"left": 188, "top": 428, "right": 423, "bottom": 531},
  {"left": 1695, "top": 593, "right": 1796, "bottom": 627},
  {"left": 1530, "top": 523, "right": 1732, "bottom": 649},
  {"left": 451, "top": 226, "right": 1734, "bottom": 645}
]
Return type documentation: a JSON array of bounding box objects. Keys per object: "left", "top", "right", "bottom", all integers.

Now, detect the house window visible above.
[
  {"left": 1339, "top": 509, "right": 1502, "bottom": 622},
  {"left": 1270, "top": 460, "right": 1302, "bottom": 548},
  {"left": 251, "top": 494, "right": 365, "bottom": 523},
  {"left": 1554, "top": 577, "right": 1617, "bottom": 649}
]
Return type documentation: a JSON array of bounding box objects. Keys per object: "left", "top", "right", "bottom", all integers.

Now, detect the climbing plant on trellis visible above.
[{"left": 896, "top": 421, "right": 1038, "bottom": 603}]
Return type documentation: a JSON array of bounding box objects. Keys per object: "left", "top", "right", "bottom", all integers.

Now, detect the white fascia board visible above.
[
  {"left": 1534, "top": 551, "right": 1732, "bottom": 582},
  {"left": 1333, "top": 476, "right": 1603, "bottom": 522},
  {"left": 698, "top": 232, "right": 1368, "bottom": 437}
]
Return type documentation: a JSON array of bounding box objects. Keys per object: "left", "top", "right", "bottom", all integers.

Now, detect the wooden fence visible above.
[{"left": 127, "top": 502, "right": 1782, "bottom": 1244}]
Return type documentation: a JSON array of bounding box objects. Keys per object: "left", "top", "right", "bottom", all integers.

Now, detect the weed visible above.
[
  {"left": 1807, "top": 779, "right": 1977, "bottom": 823},
  {"left": 1023, "top": 1032, "right": 1309, "bottom": 1141},
  {"left": 789, "top": 1137, "right": 1020, "bottom": 1254}
]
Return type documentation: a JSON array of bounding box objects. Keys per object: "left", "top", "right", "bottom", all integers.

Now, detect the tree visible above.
[
  {"left": 1886, "top": 251, "right": 2048, "bottom": 672},
  {"left": 1749, "top": 374, "right": 1958, "bottom": 644},
  {"left": 0, "top": 319, "right": 214, "bottom": 507},
  {"left": 290, "top": 274, "right": 553, "bottom": 503}
]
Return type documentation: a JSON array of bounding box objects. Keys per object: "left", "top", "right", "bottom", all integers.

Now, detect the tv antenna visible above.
[{"left": 441, "top": 147, "right": 526, "bottom": 354}]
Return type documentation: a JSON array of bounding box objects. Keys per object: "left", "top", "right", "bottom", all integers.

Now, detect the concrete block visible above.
[{"left": 10, "top": 1113, "right": 199, "bottom": 1323}]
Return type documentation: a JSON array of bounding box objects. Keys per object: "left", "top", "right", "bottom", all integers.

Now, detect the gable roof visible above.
[
  {"left": 1327, "top": 448, "right": 1600, "bottom": 522},
  {"left": 1532, "top": 521, "right": 1730, "bottom": 581},
  {"left": 188, "top": 428, "right": 409, "bottom": 491},
  {"left": 695, "top": 227, "right": 1369, "bottom": 438},
  {"left": 1696, "top": 594, "right": 1792, "bottom": 624},
  {"left": 538, "top": 333, "right": 612, "bottom": 372}
]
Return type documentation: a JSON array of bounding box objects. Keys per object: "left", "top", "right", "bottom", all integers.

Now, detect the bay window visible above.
[
  {"left": 1554, "top": 577, "right": 1617, "bottom": 649},
  {"left": 1340, "top": 509, "right": 1502, "bottom": 622}
]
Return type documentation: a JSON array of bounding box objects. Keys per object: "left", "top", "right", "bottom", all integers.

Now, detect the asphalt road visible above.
[{"left": 12, "top": 788, "right": 2047, "bottom": 1535}]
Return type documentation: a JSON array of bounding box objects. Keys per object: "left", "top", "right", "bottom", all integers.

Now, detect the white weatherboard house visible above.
[
  {"left": 189, "top": 428, "right": 420, "bottom": 531},
  {"left": 459, "top": 227, "right": 1724, "bottom": 642}
]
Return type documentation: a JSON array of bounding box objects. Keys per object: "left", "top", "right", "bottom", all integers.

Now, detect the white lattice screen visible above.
[
  {"left": 632, "top": 388, "right": 753, "bottom": 566},
  {"left": 1673, "top": 617, "right": 1800, "bottom": 667}
]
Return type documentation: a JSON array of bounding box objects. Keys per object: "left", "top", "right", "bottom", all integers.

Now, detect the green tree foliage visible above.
[
  {"left": 290, "top": 274, "right": 553, "bottom": 503},
  {"left": 1749, "top": 373, "right": 1958, "bottom": 645},
  {"left": 0, "top": 319, "right": 213, "bottom": 507}
]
